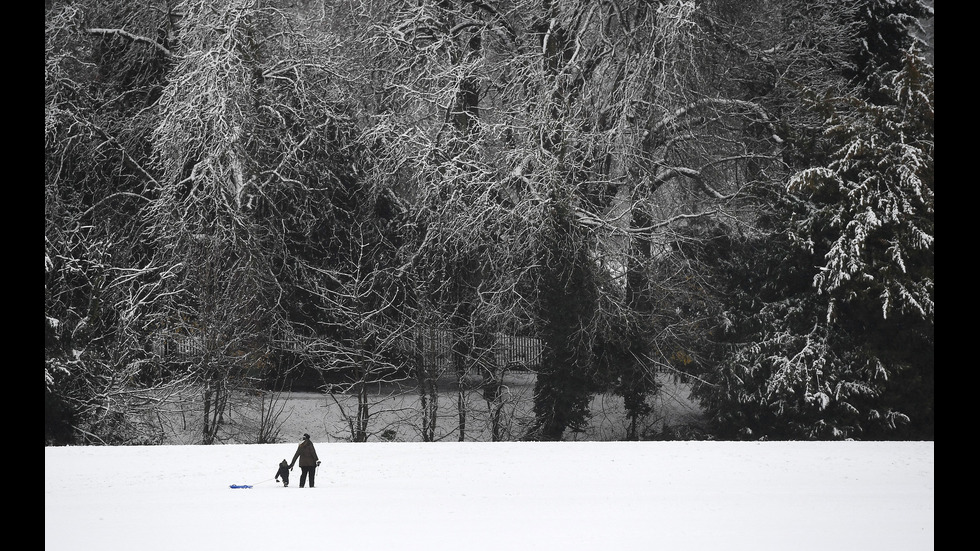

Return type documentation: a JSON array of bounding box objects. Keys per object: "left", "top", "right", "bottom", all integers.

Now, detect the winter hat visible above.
[{"left": 303, "top": 433, "right": 310, "bottom": 440}]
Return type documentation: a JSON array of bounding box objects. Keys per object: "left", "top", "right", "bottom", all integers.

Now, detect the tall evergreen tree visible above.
[
  {"left": 788, "top": 47, "right": 933, "bottom": 438},
  {"left": 690, "top": 45, "right": 933, "bottom": 440}
]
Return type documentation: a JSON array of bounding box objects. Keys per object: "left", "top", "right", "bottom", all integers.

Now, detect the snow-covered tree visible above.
[
  {"left": 788, "top": 46, "right": 933, "bottom": 437},
  {"left": 690, "top": 45, "right": 933, "bottom": 440},
  {"left": 145, "top": 0, "right": 408, "bottom": 443},
  {"left": 847, "top": 0, "right": 933, "bottom": 102},
  {"left": 790, "top": 48, "right": 933, "bottom": 328},
  {"left": 45, "top": 1, "right": 177, "bottom": 444},
  {"left": 45, "top": 0, "right": 397, "bottom": 444}
]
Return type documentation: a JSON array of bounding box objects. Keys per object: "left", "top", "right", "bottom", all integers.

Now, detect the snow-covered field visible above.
[{"left": 45, "top": 441, "right": 933, "bottom": 551}]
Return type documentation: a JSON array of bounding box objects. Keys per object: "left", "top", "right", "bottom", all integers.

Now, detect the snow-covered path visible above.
[{"left": 45, "top": 441, "right": 933, "bottom": 551}]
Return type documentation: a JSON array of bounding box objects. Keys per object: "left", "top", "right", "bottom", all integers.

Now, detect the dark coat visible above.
[
  {"left": 291, "top": 438, "right": 319, "bottom": 468},
  {"left": 276, "top": 460, "right": 290, "bottom": 481}
]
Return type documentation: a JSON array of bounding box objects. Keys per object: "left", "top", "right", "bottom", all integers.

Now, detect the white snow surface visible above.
[{"left": 45, "top": 441, "right": 933, "bottom": 551}]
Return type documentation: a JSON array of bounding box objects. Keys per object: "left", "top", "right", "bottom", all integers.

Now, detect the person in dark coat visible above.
[
  {"left": 290, "top": 433, "right": 320, "bottom": 488},
  {"left": 275, "top": 459, "right": 290, "bottom": 487}
]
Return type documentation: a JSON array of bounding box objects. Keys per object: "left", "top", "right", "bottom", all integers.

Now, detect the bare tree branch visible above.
[{"left": 87, "top": 27, "right": 174, "bottom": 58}]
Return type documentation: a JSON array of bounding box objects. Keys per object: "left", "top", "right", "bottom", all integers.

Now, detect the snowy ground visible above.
[{"left": 45, "top": 441, "right": 933, "bottom": 551}]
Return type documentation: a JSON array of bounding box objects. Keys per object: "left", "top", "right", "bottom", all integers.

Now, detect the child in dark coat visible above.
[{"left": 275, "top": 459, "right": 290, "bottom": 487}]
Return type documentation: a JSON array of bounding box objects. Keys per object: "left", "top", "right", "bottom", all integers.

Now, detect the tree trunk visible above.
[{"left": 453, "top": 334, "right": 468, "bottom": 441}]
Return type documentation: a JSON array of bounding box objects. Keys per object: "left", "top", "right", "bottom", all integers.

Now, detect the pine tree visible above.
[
  {"left": 847, "top": 0, "right": 933, "bottom": 102},
  {"left": 691, "top": 46, "right": 933, "bottom": 440},
  {"left": 786, "top": 47, "right": 933, "bottom": 438}
]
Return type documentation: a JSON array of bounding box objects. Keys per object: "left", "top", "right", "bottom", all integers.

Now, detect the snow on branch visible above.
[
  {"left": 653, "top": 166, "right": 728, "bottom": 199},
  {"left": 650, "top": 97, "right": 783, "bottom": 144},
  {"left": 86, "top": 28, "right": 173, "bottom": 59}
]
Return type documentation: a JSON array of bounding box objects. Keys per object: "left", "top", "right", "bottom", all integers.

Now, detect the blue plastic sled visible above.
[{"left": 229, "top": 484, "right": 252, "bottom": 489}]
